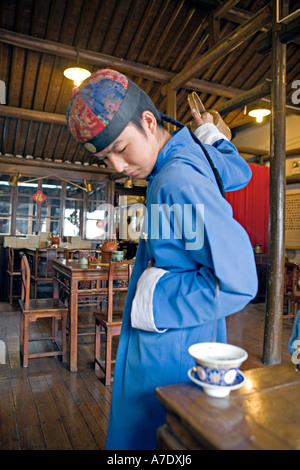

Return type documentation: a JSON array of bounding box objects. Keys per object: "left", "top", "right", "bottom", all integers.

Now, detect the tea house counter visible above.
[{"left": 156, "top": 361, "right": 300, "bottom": 450}]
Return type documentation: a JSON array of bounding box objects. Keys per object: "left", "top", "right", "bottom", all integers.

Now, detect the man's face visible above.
[{"left": 94, "top": 114, "right": 159, "bottom": 179}]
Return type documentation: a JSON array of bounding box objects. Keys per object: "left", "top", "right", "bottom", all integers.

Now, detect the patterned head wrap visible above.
[{"left": 66, "top": 69, "right": 140, "bottom": 154}]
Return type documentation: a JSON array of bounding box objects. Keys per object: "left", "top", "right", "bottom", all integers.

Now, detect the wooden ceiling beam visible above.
[
  {"left": 0, "top": 28, "right": 246, "bottom": 98},
  {"left": 0, "top": 155, "right": 112, "bottom": 178},
  {"left": 215, "top": 80, "right": 271, "bottom": 115},
  {"left": 234, "top": 145, "right": 269, "bottom": 156},
  {"left": 0, "top": 105, "right": 66, "bottom": 124},
  {"left": 148, "top": 0, "right": 185, "bottom": 67},
  {"left": 1, "top": 82, "right": 298, "bottom": 130},
  {"left": 278, "top": 11, "right": 300, "bottom": 44},
  {"left": 163, "top": 3, "right": 272, "bottom": 92},
  {"left": 0, "top": 27, "right": 170, "bottom": 82},
  {"left": 224, "top": 6, "right": 267, "bottom": 26},
  {"left": 213, "top": 0, "right": 241, "bottom": 20},
  {"left": 257, "top": 10, "right": 300, "bottom": 54}
]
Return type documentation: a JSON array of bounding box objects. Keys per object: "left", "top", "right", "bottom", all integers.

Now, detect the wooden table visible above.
[
  {"left": 52, "top": 259, "right": 129, "bottom": 372},
  {"left": 156, "top": 361, "right": 300, "bottom": 450}
]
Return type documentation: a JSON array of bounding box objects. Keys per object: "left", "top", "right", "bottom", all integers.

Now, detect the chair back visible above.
[
  {"left": 45, "top": 248, "right": 57, "bottom": 277},
  {"left": 107, "top": 260, "right": 134, "bottom": 322},
  {"left": 19, "top": 252, "right": 31, "bottom": 310},
  {"left": 285, "top": 262, "right": 300, "bottom": 296}
]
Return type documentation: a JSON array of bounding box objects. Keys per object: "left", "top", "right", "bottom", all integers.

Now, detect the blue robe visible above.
[{"left": 105, "top": 126, "right": 258, "bottom": 450}]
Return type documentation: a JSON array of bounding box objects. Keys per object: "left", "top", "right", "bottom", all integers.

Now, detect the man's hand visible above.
[{"left": 191, "top": 109, "right": 213, "bottom": 128}]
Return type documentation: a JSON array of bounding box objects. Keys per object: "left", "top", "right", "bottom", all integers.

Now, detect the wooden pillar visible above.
[
  {"left": 106, "top": 180, "right": 115, "bottom": 237},
  {"left": 262, "top": 0, "right": 287, "bottom": 365},
  {"left": 166, "top": 86, "right": 177, "bottom": 133}
]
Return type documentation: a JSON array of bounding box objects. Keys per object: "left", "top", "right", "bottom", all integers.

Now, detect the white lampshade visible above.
[
  {"left": 248, "top": 108, "right": 271, "bottom": 123},
  {"left": 63, "top": 67, "right": 91, "bottom": 86}
]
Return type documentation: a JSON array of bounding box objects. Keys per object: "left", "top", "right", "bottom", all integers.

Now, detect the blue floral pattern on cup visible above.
[{"left": 197, "top": 365, "right": 238, "bottom": 386}]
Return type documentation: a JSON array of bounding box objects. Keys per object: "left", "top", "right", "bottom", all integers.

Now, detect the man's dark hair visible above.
[{"left": 129, "top": 88, "right": 165, "bottom": 134}]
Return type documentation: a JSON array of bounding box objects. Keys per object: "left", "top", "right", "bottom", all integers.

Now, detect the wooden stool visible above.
[
  {"left": 19, "top": 252, "right": 68, "bottom": 368},
  {"left": 94, "top": 260, "right": 134, "bottom": 385}
]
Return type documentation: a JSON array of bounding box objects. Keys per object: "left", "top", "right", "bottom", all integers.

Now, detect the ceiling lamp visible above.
[
  {"left": 248, "top": 108, "right": 271, "bottom": 123},
  {"left": 83, "top": 179, "right": 94, "bottom": 192},
  {"left": 8, "top": 172, "right": 20, "bottom": 186},
  {"left": 63, "top": 67, "right": 91, "bottom": 86},
  {"left": 9, "top": 173, "right": 93, "bottom": 192},
  {"left": 124, "top": 177, "right": 133, "bottom": 189}
]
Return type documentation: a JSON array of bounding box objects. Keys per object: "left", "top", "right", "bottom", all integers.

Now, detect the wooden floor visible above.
[{"left": 0, "top": 299, "right": 295, "bottom": 450}]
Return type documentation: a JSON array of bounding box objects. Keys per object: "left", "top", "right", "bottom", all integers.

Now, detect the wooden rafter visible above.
[
  {"left": 162, "top": 3, "right": 272, "bottom": 92},
  {"left": 0, "top": 28, "right": 246, "bottom": 98}
]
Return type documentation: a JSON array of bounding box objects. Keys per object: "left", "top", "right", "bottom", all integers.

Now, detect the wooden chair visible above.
[
  {"left": 284, "top": 261, "right": 300, "bottom": 319},
  {"left": 66, "top": 248, "right": 105, "bottom": 316},
  {"left": 30, "top": 248, "right": 61, "bottom": 298},
  {"left": 19, "top": 252, "right": 68, "bottom": 368},
  {"left": 7, "top": 247, "right": 21, "bottom": 304},
  {"left": 94, "top": 260, "right": 134, "bottom": 385}
]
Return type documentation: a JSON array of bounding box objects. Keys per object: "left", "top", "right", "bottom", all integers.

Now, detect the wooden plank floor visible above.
[
  {"left": 0, "top": 301, "right": 112, "bottom": 450},
  {"left": 0, "top": 299, "right": 295, "bottom": 450},
  {"left": 227, "top": 301, "right": 293, "bottom": 370}
]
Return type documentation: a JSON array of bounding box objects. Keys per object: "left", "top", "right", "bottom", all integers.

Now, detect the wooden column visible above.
[
  {"left": 263, "top": 0, "right": 287, "bottom": 365},
  {"left": 166, "top": 86, "right": 177, "bottom": 133},
  {"left": 106, "top": 180, "right": 116, "bottom": 237}
]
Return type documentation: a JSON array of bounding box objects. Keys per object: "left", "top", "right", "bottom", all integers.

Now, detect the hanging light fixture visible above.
[
  {"left": 63, "top": 67, "right": 91, "bottom": 86},
  {"left": 124, "top": 177, "right": 133, "bottom": 189},
  {"left": 83, "top": 179, "right": 94, "bottom": 192},
  {"left": 9, "top": 173, "right": 93, "bottom": 192},
  {"left": 8, "top": 172, "right": 20, "bottom": 186},
  {"left": 248, "top": 108, "right": 271, "bottom": 123}
]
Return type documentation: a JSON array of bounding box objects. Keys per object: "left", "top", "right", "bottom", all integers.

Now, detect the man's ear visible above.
[{"left": 141, "top": 110, "right": 157, "bottom": 135}]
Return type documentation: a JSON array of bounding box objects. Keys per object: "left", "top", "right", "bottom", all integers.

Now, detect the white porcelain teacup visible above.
[{"left": 188, "top": 342, "right": 248, "bottom": 386}]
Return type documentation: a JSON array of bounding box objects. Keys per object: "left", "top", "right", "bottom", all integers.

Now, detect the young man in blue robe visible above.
[{"left": 66, "top": 69, "right": 258, "bottom": 450}]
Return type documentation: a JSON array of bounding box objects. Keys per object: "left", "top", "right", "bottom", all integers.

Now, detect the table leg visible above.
[
  {"left": 53, "top": 272, "right": 59, "bottom": 300},
  {"left": 69, "top": 278, "right": 78, "bottom": 372}
]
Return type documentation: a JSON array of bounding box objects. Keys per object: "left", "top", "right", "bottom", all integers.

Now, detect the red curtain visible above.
[{"left": 226, "top": 163, "right": 270, "bottom": 254}]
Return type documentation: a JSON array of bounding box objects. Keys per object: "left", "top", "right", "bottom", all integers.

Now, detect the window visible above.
[
  {"left": 15, "top": 180, "right": 38, "bottom": 235},
  {"left": 40, "top": 178, "right": 62, "bottom": 234},
  {"left": 0, "top": 174, "right": 108, "bottom": 239},
  {"left": 0, "top": 176, "right": 12, "bottom": 235},
  {"left": 63, "top": 183, "right": 83, "bottom": 237},
  {"left": 86, "top": 183, "right": 107, "bottom": 240},
  {"left": 117, "top": 195, "right": 146, "bottom": 241}
]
